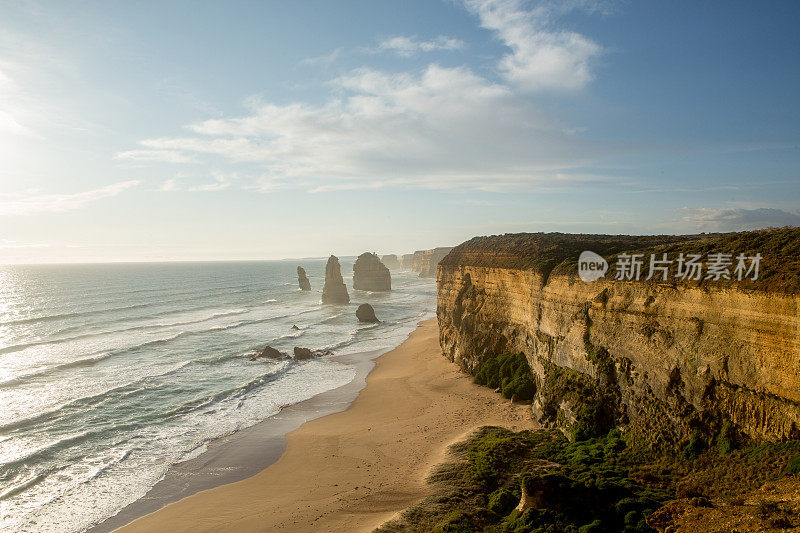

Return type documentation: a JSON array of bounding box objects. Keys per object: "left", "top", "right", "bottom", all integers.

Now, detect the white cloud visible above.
[
  {"left": 117, "top": 1, "right": 610, "bottom": 193},
  {"left": 158, "top": 173, "right": 234, "bottom": 192},
  {"left": 130, "top": 63, "right": 615, "bottom": 191},
  {"left": 377, "top": 35, "right": 465, "bottom": 57},
  {"left": 115, "top": 149, "right": 197, "bottom": 163},
  {"left": 679, "top": 207, "right": 800, "bottom": 231},
  {"left": 464, "top": 0, "right": 602, "bottom": 92},
  {"left": 0, "top": 181, "right": 140, "bottom": 216}
]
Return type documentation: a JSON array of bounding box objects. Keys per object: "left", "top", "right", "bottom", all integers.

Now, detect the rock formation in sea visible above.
[
  {"left": 249, "top": 345, "right": 285, "bottom": 361},
  {"left": 297, "top": 266, "right": 311, "bottom": 291},
  {"left": 437, "top": 228, "right": 800, "bottom": 445},
  {"left": 321, "top": 255, "right": 350, "bottom": 304},
  {"left": 353, "top": 252, "right": 391, "bottom": 291},
  {"left": 293, "top": 347, "right": 314, "bottom": 360},
  {"left": 356, "top": 303, "right": 379, "bottom": 323},
  {"left": 381, "top": 254, "right": 400, "bottom": 270},
  {"left": 400, "top": 254, "right": 415, "bottom": 270}
]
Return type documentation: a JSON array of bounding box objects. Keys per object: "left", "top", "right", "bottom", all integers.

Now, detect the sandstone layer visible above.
[
  {"left": 353, "top": 252, "right": 391, "bottom": 291},
  {"left": 437, "top": 230, "right": 800, "bottom": 447},
  {"left": 321, "top": 255, "right": 349, "bottom": 305}
]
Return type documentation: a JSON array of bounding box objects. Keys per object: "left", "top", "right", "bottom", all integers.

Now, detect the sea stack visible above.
[
  {"left": 353, "top": 252, "right": 391, "bottom": 291},
  {"left": 380, "top": 254, "right": 400, "bottom": 270},
  {"left": 321, "top": 255, "right": 350, "bottom": 304},
  {"left": 297, "top": 266, "right": 311, "bottom": 291}
]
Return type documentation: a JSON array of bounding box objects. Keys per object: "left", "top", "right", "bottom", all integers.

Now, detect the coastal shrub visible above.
[
  {"left": 716, "top": 420, "right": 737, "bottom": 455},
  {"left": 474, "top": 352, "right": 536, "bottom": 401},
  {"left": 487, "top": 486, "right": 518, "bottom": 516},
  {"left": 786, "top": 454, "right": 800, "bottom": 475},
  {"left": 379, "top": 428, "right": 800, "bottom": 533},
  {"left": 682, "top": 429, "right": 707, "bottom": 459}
]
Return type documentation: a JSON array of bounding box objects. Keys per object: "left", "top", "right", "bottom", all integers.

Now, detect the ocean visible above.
[{"left": 0, "top": 259, "right": 436, "bottom": 532}]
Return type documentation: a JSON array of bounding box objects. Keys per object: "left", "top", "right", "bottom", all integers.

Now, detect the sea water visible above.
[{"left": 0, "top": 259, "right": 435, "bottom": 531}]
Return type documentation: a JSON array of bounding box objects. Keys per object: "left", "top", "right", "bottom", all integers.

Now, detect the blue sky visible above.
[{"left": 1, "top": 0, "right": 798, "bottom": 263}]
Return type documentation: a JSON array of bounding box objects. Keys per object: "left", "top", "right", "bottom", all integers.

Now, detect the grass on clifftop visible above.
[
  {"left": 377, "top": 427, "right": 800, "bottom": 533},
  {"left": 439, "top": 227, "right": 800, "bottom": 294}
]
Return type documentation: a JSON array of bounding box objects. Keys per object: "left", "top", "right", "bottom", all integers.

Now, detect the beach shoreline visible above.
[
  {"left": 89, "top": 346, "right": 390, "bottom": 533},
  {"left": 113, "top": 318, "right": 534, "bottom": 532}
]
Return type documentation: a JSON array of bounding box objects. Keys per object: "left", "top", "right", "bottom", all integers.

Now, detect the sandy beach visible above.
[{"left": 115, "top": 318, "right": 534, "bottom": 532}]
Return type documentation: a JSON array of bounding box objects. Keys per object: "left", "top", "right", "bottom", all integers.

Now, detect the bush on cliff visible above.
[
  {"left": 377, "top": 425, "right": 800, "bottom": 533},
  {"left": 474, "top": 352, "right": 536, "bottom": 401}
]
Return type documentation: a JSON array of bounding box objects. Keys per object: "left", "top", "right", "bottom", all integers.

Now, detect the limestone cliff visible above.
[
  {"left": 381, "top": 254, "right": 400, "bottom": 270},
  {"left": 418, "top": 247, "right": 454, "bottom": 278},
  {"left": 401, "top": 254, "right": 415, "bottom": 270},
  {"left": 321, "top": 255, "right": 349, "bottom": 304},
  {"left": 353, "top": 252, "right": 391, "bottom": 291},
  {"left": 407, "top": 247, "right": 454, "bottom": 277},
  {"left": 437, "top": 229, "right": 800, "bottom": 447}
]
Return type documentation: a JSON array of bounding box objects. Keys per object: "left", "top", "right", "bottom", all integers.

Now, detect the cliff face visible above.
[
  {"left": 437, "top": 230, "right": 800, "bottom": 446},
  {"left": 401, "top": 254, "right": 415, "bottom": 270},
  {"left": 381, "top": 254, "right": 400, "bottom": 270},
  {"left": 408, "top": 247, "right": 454, "bottom": 277},
  {"left": 353, "top": 252, "right": 391, "bottom": 291},
  {"left": 419, "top": 247, "right": 454, "bottom": 278}
]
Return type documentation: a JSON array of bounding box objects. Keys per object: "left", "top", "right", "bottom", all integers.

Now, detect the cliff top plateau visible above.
[{"left": 440, "top": 227, "right": 800, "bottom": 294}]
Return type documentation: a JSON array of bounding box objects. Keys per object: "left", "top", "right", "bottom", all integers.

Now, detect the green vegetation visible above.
[
  {"left": 785, "top": 454, "right": 800, "bottom": 476},
  {"left": 474, "top": 352, "right": 536, "bottom": 401},
  {"left": 378, "top": 427, "right": 800, "bottom": 533},
  {"left": 440, "top": 227, "right": 800, "bottom": 294}
]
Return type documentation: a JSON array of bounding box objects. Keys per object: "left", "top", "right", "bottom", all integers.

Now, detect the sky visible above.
[{"left": 1, "top": 0, "right": 798, "bottom": 263}]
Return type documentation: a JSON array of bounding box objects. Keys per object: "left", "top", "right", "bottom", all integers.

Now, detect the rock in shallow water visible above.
[
  {"left": 250, "top": 345, "right": 285, "bottom": 360},
  {"left": 297, "top": 266, "right": 311, "bottom": 291},
  {"left": 293, "top": 347, "right": 314, "bottom": 360},
  {"left": 356, "top": 303, "right": 379, "bottom": 323}
]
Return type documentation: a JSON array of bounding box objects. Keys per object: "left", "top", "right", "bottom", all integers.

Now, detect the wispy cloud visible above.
[
  {"left": 679, "top": 207, "right": 800, "bottom": 231},
  {"left": 0, "top": 181, "right": 140, "bottom": 216},
  {"left": 0, "top": 239, "right": 51, "bottom": 249},
  {"left": 299, "top": 48, "right": 343, "bottom": 67},
  {"left": 116, "top": 149, "right": 197, "bottom": 163},
  {"left": 464, "top": 0, "right": 602, "bottom": 92},
  {"left": 377, "top": 35, "right": 465, "bottom": 57},
  {"left": 158, "top": 172, "right": 234, "bottom": 192}
]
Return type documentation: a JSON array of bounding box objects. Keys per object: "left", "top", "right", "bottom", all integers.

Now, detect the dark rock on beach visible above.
[{"left": 356, "top": 303, "right": 379, "bottom": 323}]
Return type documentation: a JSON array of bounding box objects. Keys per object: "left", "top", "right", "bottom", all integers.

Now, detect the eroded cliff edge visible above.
[{"left": 437, "top": 229, "right": 800, "bottom": 449}]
